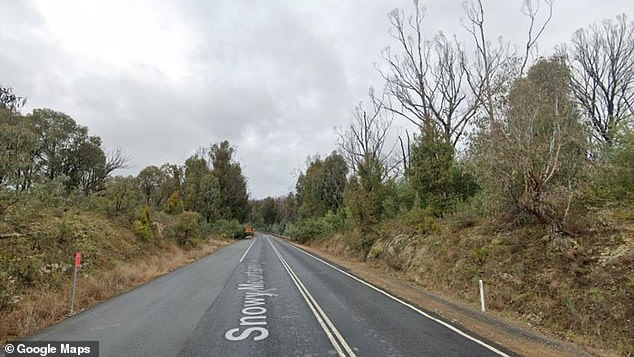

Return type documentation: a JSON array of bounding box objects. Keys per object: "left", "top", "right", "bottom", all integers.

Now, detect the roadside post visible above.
[
  {"left": 479, "top": 279, "right": 486, "bottom": 312},
  {"left": 71, "top": 252, "right": 81, "bottom": 314}
]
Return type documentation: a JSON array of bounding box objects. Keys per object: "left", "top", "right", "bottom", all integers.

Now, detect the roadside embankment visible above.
[
  {"left": 0, "top": 208, "right": 229, "bottom": 345},
  {"left": 292, "top": 209, "right": 633, "bottom": 356}
]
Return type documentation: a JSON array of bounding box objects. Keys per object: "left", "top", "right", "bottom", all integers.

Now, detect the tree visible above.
[
  {"left": 183, "top": 155, "right": 208, "bottom": 212},
  {"left": 295, "top": 157, "right": 325, "bottom": 218},
  {"left": 462, "top": 0, "right": 553, "bottom": 122},
  {"left": 137, "top": 166, "right": 166, "bottom": 206},
  {"left": 408, "top": 120, "right": 454, "bottom": 211},
  {"left": 321, "top": 153, "right": 348, "bottom": 213},
  {"left": 338, "top": 96, "right": 394, "bottom": 236},
  {"left": 159, "top": 163, "right": 182, "bottom": 204},
  {"left": 0, "top": 104, "right": 37, "bottom": 215},
  {"left": 569, "top": 14, "right": 634, "bottom": 145},
  {"left": 294, "top": 153, "right": 348, "bottom": 218},
  {"left": 337, "top": 92, "right": 396, "bottom": 180},
  {"left": 380, "top": 0, "right": 553, "bottom": 147},
  {"left": 261, "top": 197, "right": 278, "bottom": 227},
  {"left": 470, "top": 57, "right": 587, "bottom": 234},
  {"left": 197, "top": 173, "right": 221, "bottom": 222},
  {"left": 0, "top": 85, "right": 26, "bottom": 111},
  {"left": 28, "top": 108, "right": 125, "bottom": 193},
  {"left": 104, "top": 176, "right": 141, "bottom": 215},
  {"left": 209, "top": 141, "right": 249, "bottom": 221},
  {"left": 381, "top": 3, "right": 477, "bottom": 147}
]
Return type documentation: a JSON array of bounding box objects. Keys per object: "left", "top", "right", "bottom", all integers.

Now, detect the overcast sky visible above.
[{"left": 1, "top": 1, "right": 632, "bottom": 198}]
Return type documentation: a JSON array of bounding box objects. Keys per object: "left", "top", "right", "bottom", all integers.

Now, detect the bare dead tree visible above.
[
  {"left": 379, "top": 1, "right": 482, "bottom": 147},
  {"left": 569, "top": 14, "right": 634, "bottom": 145},
  {"left": 337, "top": 89, "right": 397, "bottom": 181},
  {"left": 380, "top": 0, "right": 553, "bottom": 148},
  {"left": 85, "top": 148, "right": 129, "bottom": 193},
  {"left": 398, "top": 128, "right": 411, "bottom": 176},
  {"left": 461, "top": 0, "right": 553, "bottom": 123},
  {"left": 519, "top": 0, "right": 554, "bottom": 75}
]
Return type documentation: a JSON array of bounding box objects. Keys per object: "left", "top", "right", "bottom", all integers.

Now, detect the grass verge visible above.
[{"left": 0, "top": 239, "right": 227, "bottom": 345}]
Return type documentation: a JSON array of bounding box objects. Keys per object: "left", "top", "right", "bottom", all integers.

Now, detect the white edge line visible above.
[
  {"left": 276, "top": 236, "right": 511, "bottom": 357},
  {"left": 239, "top": 238, "right": 257, "bottom": 262},
  {"left": 266, "top": 237, "right": 355, "bottom": 357}
]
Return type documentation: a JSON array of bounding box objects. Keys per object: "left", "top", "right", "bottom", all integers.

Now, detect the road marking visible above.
[
  {"left": 277, "top": 236, "right": 511, "bottom": 357},
  {"left": 225, "top": 260, "right": 276, "bottom": 342},
  {"left": 239, "top": 238, "right": 257, "bottom": 262},
  {"left": 266, "top": 237, "right": 356, "bottom": 357}
]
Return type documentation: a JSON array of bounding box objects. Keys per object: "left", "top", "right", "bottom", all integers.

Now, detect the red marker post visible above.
[{"left": 71, "top": 252, "right": 81, "bottom": 314}]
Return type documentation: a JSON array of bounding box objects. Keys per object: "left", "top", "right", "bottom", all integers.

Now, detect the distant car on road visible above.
[{"left": 244, "top": 226, "right": 255, "bottom": 238}]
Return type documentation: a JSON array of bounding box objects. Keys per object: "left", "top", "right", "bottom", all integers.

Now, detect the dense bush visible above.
[
  {"left": 132, "top": 206, "right": 154, "bottom": 240},
  {"left": 174, "top": 211, "right": 203, "bottom": 247},
  {"left": 211, "top": 219, "right": 244, "bottom": 239}
]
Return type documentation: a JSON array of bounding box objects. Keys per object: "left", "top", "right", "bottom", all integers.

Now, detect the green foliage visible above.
[
  {"left": 260, "top": 197, "right": 278, "bottom": 226},
  {"left": 296, "top": 152, "right": 348, "bottom": 218},
  {"left": 103, "top": 176, "right": 141, "bottom": 216},
  {"left": 211, "top": 219, "right": 244, "bottom": 239},
  {"left": 344, "top": 160, "right": 386, "bottom": 234},
  {"left": 132, "top": 206, "right": 154, "bottom": 240},
  {"left": 408, "top": 120, "right": 455, "bottom": 211},
  {"left": 381, "top": 180, "right": 417, "bottom": 219},
  {"left": 209, "top": 141, "right": 249, "bottom": 221},
  {"left": 287, "top": 211, "right": 345, "bottom": 243},
  {"left": 469, "top": 57, "right": 588, "bottom": 231},
  {"left": 175, "top": 211, "right": 202, "bottom": 247},
  {"left": 182, "top": 155, "right": 222, "bottom": 222},
  {"left": 401, "top": 207, "right": 441, "bottom": 234},
  {"left": 137, "top": 166, "right": 167, "bottom": 206},
  {"left": 591, "top": 129, "right": 634, "bottom": 201},
  {"left": 28, "top": 108, "right": 122, "bottom": 193},
  {"left": 166, "top": 190, "right": 184, "bottom": 214},
  {"left": 0, "top": 85, "right": 26, "bottom": 110}
]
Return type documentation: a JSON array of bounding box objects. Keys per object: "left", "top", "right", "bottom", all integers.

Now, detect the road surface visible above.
[{"left": 14, "top": 234, "right": 515, "bottom": 356}]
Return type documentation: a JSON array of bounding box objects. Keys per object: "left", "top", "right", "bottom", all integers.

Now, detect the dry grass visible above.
[
  {"left": 310, "top": 212, "right": 634, "bottom": 356},
  {"left": 0, "top": 239, "right": 227, "bottom": 345}
]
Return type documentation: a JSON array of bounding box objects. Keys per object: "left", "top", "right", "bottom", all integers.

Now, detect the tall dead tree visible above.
[
  {"left": 569, "top": 14, "right": 634, "bottom": 145},
  {"left": 380, "top": 0, "right": 553, "bottom": 147},
  {"left": 380, "top": 1, "right": 478, "bottom": 147},
  {"left": 337, "top": 89, "right": 397, "bottom": 181},
  {"left": 462, "top": 0, "right": 553, "bottom": 124}
]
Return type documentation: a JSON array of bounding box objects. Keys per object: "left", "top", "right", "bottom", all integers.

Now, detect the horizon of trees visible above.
[{"left": 1, "top": 87, "right": 250, "bottom": 243}]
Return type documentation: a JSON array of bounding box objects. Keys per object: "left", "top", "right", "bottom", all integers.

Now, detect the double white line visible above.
[
  {"left": 266, "top": 237, "right": 356, "bottom": 357},
  {"left": 285, "top": 240, "right": 510, "bottom": 357}
]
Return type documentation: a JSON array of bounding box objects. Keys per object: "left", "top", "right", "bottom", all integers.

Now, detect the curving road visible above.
[{"left": 16, "top": 234, "right": 516, "bottom": 356}]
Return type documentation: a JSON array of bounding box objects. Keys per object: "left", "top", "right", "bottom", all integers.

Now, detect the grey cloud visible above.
[{"left": 2, "top": 0, "right": 633, "bottom": 198}]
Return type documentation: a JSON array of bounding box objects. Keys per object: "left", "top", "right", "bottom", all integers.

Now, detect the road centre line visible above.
[
  {"left": 239, "top": 238, "right": 257, "bottom": 262},
  {"left": 266, "top": 237, "right": 356, "bottom": 357},
  {"left": 279, "top": 237, "right": 511, "bottom": 357}
]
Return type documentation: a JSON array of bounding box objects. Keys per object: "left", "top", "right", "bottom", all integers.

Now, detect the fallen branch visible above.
[{"left": 0, "top": 232, "right": 22, "bottom": 239}]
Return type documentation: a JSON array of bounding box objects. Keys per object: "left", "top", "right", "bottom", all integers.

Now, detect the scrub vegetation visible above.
[
  {"left": 249, "top": 2, "right": 634, "bottom": 354},
  {"left": 0, "top": 85, "right": 248, "bottom": 344}
]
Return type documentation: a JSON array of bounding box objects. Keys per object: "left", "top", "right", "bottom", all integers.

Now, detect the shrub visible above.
[
  {"left": 287, "top": 211, "right": 346, "bottom": 243},
  {"left": 211, "top": 219, "right": 244, "bottom": 239},
  {"left": 132, "top": 206, "right": 153, "bottom": 240},
  {"left": 175, "top": 211, "right": 202, "bottom": 247}
]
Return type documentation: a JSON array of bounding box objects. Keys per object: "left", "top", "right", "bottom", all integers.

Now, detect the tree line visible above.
[
  {"left": 250, "top": 0, "right": 634, "bottom": 253},
  {"left": 1, "top": 88, "right": 250, "bottom": 245}
]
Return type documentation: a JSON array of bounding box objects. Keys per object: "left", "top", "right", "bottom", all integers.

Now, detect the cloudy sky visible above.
[{"left": 1, "top": 1, "right": 632, "bottom": 198}]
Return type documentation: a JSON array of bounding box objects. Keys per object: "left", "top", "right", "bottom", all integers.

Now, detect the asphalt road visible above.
[{"left": 13, "top": 234, "right": 516, "bottom": 356}]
